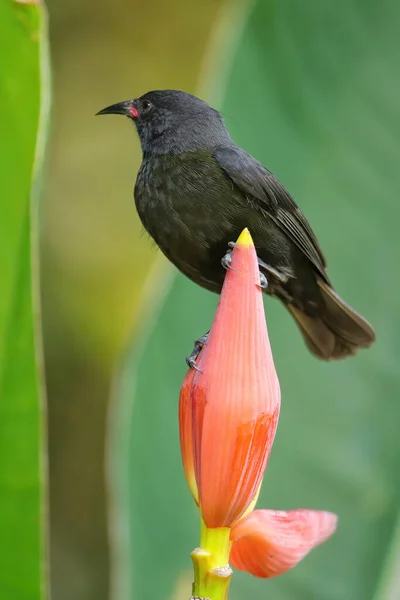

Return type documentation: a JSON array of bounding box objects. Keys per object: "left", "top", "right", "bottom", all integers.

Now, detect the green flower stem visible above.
[{"left": 190, "top": 519, "right": 233, "bottom": 600}]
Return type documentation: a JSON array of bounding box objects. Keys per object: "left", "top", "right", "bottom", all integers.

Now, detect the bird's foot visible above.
[
  {"left": 257, "top": 272, "right": 269, "bottom": 290},
  {"left": 186, "top": 331, "right": 209, "bottom": 371},
  {"left": 257, "top": 258, "right": 290, "bottom": 283},
  {"left": 221, "top": 249, "right": 234, "bottom": 271},
  {"left": 228, "top": 241, "right": 290, "bottom": 283},
  {"left": 222, "top": 241, "right": 241, "bottom": 270},
  {"left": 223, "top": 243, "right": 277, "bottom": 290}
]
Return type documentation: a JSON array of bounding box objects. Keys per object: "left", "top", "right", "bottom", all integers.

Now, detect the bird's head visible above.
[{"left": 96, "top": 89, "right": 231, "bottom": 155}]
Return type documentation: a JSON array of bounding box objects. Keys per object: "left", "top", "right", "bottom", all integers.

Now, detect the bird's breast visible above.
[
  {"left": 135, "top": 152, "right": 233, "bottom": 248},
  {"left": 133, "top": 151, "right": 242, "bottom": 290}
]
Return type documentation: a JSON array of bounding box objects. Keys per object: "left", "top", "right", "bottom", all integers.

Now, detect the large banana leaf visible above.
[
  {"left": 111, "top": 0, "right": 400, "bottom": 598},
  {"left": 0, "top": 2, "right": 50, "bottom": 598}
]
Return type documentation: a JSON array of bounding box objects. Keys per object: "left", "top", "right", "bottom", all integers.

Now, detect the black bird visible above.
[{"left": 97, "top": 90, "right": 375, "bottom": 362}]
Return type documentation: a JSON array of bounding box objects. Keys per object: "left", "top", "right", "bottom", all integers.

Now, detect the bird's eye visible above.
[{"left": 142, "top": 100, "right": 153, "bottom": 113}]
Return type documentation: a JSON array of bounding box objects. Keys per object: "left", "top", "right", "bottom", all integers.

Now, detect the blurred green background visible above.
[
  {"left": 42, "top": 0, "right": 227, "bottom": 598},
  {"left": 2, "top": 0, "right": 400, "bottom": 598}
]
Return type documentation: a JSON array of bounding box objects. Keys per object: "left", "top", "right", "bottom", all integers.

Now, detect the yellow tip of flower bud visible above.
[{"left": 236, "top": 227, "right": 254, "bottom": 247}]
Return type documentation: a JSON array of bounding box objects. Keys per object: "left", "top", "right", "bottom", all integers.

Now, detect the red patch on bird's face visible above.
[{"left": 129, "top": 106, "right": 139, "bottom": 118}]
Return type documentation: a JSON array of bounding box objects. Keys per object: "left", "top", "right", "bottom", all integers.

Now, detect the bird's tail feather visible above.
[{"left": 286, "top": 280, "right": 375, "bottom": 360}]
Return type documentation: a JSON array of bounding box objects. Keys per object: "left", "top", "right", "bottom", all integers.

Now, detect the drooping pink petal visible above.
[{"left": 230, "top": 509, "right": 337, "bottom": 578}]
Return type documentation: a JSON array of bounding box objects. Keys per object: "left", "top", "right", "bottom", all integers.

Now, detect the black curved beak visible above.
[{"left": 96, "top": 99, "right": 137, "bottom": 117}]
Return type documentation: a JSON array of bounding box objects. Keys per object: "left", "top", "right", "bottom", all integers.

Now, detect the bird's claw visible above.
[
  {"left": 223, "top": 242, "right": 288, "bottom": 290},
  {"left": 221, "top": 250, "right": 234, "bottom": 271},
  {"left": 257, "top": 272, "right": 268, "bottom": 289},
  {"left": 186, "top": 354, "right": 202, "bottom": 372},
  {"left": 186, "top": 332, "right": 209, "bottom": 371},
  {"left": 257, "top": 257, "right": 290, "bottom": 283}
]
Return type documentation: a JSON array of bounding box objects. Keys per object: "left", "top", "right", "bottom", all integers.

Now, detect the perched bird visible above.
[{"left": 97, "top": 90, "right": 375, "bottom": 362}]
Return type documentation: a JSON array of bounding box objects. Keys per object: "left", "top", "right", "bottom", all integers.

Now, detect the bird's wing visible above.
[{"left": 212, "top": 145, "right": 328, "bottom": 278}]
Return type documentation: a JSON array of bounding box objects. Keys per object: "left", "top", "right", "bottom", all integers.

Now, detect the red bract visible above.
[
  {"left": 179, "top": 228, "right": 280, "bottom": 528},
  {"left": 179, "top": 367, "right": 198, "bottom": 505},
  {"left": 230, "top": 509, "right": 338, "bottom": 578}
]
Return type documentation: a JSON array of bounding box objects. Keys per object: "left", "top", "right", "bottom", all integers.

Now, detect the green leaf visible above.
[
  {"left": 0, "top": 2, "right": 50, "bottom": 598},
  {"left": 110, "top": 1, "right": 400, "bottom": 599}
]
